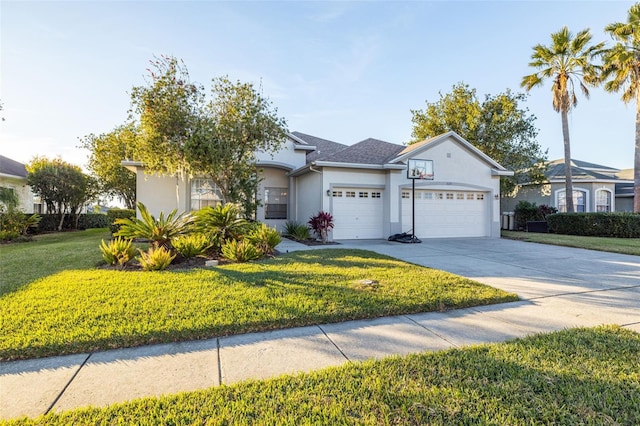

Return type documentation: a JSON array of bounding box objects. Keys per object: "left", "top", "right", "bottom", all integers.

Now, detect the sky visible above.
[{"left": 1, "top": 0, "right": 636, "bottom": 171}]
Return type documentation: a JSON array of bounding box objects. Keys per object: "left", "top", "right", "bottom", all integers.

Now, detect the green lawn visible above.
[
  {"left": 5, "top": 326, "right": 639, "bottom": 425},
  {"left": 502, "top": 230, "right": 640, "bottom": 256},
  {"left": 0, "top": 241, "right": 516, "bottom": 361}
]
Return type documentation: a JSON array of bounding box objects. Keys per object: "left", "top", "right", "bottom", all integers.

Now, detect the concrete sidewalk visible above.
[{"left": 2, "top": 238, "right": 639, "bottom": 420}]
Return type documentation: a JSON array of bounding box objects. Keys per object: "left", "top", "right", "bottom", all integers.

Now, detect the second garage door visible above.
[
  {"left": 332, "top": 188, "right": 384, "bottom": 239},
  {"left": 401, "top": 190, "right": 489, "bottom": 238}
]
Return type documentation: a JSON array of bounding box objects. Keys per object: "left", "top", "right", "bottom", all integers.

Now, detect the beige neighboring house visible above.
[
  {"left": 0, "top": 155, "right": 37, "bottom": 213},
  {"left": 502, "top": 159, "right": 634, "bottom": 213},
  {"left": 124, "top": 131, "right": 512, "bottom": 240}
]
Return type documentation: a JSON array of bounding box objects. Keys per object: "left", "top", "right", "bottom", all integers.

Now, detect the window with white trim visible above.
[
  {"left": 264, "top": 187, "right": 288, "bottom": 219},
  {"left": 332, "top": 191, "right": 343, "bottom": 197},
  {"left": 595, "top": 189, "right": 611, "bottom": 212},
  {"left": 346, "top": 191, "right": 356, "bottom": 198},
  {"left": 402, "top": 191, "right": 410, "bottom": 199},
  {"left": 446, "top": 193, "right": 454, "bottom": 200},
  {"left": 466, "top": 193, "right": 474, "bottom": 200},
  {"left": 371, "top": 192, "right": 381, "bottom": 198},
  {"left": 456, "top": 193, "right": 464, "bottom": 200},
  {"left": 436, "top": 193, "right": 443, "bottom": 200},
  {"left": 359, "top": 191, "right": 369, "bottom": 198},
  {"left": 476, "top": 193, "right": 484, "bottom": 200},
  {"left": 190, "top": 179, "right": 223, "bottom": 211},
  {"left": 424, "top": 192, "right": 433, "bottom": 200},
  {"left": 557, "top": 189, "right": 587, "bottom": 212},
  {"left": 415, "top": 192, "right": 422, "bottom": 199}
]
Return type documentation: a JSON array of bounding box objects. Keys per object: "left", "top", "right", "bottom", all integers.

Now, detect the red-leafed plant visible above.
[{"left": 308, "top": 211, "right": 334, "bottom": 242}]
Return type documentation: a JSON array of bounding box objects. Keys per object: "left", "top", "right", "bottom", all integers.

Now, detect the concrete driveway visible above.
[{"left": 338, "top": 237, "right": 640, "bottom": 332}]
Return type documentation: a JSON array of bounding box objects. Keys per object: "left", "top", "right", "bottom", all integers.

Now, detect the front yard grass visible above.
[
  {"left": 502, "top": 230, "right": 640, "bottom": 256},
  {"left": 0, "top": 246, "right": 517, "bottom": 361},
  {"left": 7, "top": 326, "right": 639, "bottom": 425}
]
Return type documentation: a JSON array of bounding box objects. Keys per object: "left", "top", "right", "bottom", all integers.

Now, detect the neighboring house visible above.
[
  {"left": 0, "top": 155, "right": 36, "bottom": 213},
  {"left": 502, "top": 159, "right": 634, "bottom": 213},
  {"left": 124, "top": 131, "right": 512, "bottom": 240}
]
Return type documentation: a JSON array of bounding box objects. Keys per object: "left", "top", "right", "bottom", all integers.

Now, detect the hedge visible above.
[
  {"left": 106, "top": 208, "right": 136, "bottom": 234},
  {"left": 32, "top": 214, "right": 109, "bottom": 233},
  {"left": 546, "top": 212, "right": 640, "bottom": 238}
]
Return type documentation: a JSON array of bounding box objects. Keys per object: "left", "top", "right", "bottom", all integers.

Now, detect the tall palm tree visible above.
[
  {"left": 602, "top": 3, "right": 640, "bottom": 213},
  {"left": 522, "top": 27, "right": 604, "bottom": 212}
]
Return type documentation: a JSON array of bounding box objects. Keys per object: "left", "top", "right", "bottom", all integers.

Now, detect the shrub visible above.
[
  {"left": 0, "top": 230, "right": 20, "bottom": 241},
  {"left": 0, "top": 211, "right": 41, "bottom": 237},
  {"left": 31, "top": 213, "right": 107, "bottom": 233},
  {"left": 514, "top": 201, "right": 540, "bottom": 230},
  {"left": 247, "top": 223, "right": 281, "bottom": 255},
  {"left": 137, "top": 246, "right": 176, "bottom": 271},
  {"left": 546, "top": 212, "right": 640, "bottom": 238},
  {"left": 107, "top": 209, "right": 136, "bottom": 234},
  {"left": 194, "top": 204, "right": 249, "bottom": 252},
  {"left": 283, "top": 221, "right": 310, "bottom": 241},
  {"left": 99, "top": 237, "right": 135, "bottom": 269},
  {"left": 308, "top": 211, "right": 334, "bottom": 242},
  {"left": 221, "top": 239, "right": 262, "bottom": 262},
  {"left": 115, "top": 202, "right": 193, "bottom": 249},
  {"left": 173, "top": 233, "right": 211, "bottom": 258}
]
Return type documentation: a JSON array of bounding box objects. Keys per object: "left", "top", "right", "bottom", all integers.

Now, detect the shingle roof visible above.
[
  {"left": 291, "top": 132, "right": 348, "bottom": 163},
  {"left": 319, "top": 138, "right": 405, "bottom": 165},
  {"left": 545, "top": 159, "right": 629, "bottom": 181},
  {"left": 0, "top": 155, "right": 27, "bottom": 178}
]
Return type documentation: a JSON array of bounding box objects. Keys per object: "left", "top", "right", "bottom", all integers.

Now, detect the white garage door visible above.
[
  {"left": 332, "top": 188, "right": 384, "bottom": 239},
  {"left": 401, "top": 190, "right": 489, "bottom": 238}
]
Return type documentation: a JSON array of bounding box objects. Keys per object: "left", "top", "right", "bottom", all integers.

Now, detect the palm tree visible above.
[
  {"left": 522, "top": 27, "right": 604, "bottom": 212},
  {"left": 602, "top": 4, "right": 640, "bottom": 213}
]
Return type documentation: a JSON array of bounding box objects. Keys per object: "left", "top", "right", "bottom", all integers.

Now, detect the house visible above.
[
  {"left": 0, "top": 155, "right": 36, "bottom": 212},
  {"left": 502, "top": 159, "right": 634, "bottom": 213},
  {"left": 124, "top": 131, "right": 513, "bottom": 240}
]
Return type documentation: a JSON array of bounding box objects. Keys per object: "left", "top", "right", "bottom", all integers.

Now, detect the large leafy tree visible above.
[
  {"left": 129, "top": 55, "right": 204, "bottom": 205},
  {"left": 521, "top": 27, "right": 604, "bottom": 212},
  {"left": 188, "top": 77, "right": 288, "bottom": 216},
  {"left": 602, "top": 3, "right": 640, "bottom": 212},
  {"left": 79, "top": 124, "right": 138, "bottom": 209},
  {"left": 26, "top": 157, "right": 98, "bottom": 231},
  {"left": 411, "top": 83, "right": 547, "bottom": 195}
]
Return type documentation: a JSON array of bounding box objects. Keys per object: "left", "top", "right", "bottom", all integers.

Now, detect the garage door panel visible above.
[
  {"left": 332, "top": 189, "right": 384, "bottom": 239},
  {"left": 401, "top": 190, "right": 488, "bottom": 238}
]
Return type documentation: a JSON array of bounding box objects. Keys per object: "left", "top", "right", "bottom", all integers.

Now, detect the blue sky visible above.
[{"left": 1, "top": 1, "right": 635, "bottom": 170}]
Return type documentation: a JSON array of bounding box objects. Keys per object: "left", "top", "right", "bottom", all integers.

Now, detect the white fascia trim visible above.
[
  {"left": 288, "top": 164, "right": 312, "bottom": 177},
  {"left": 121, "top": 160, "right": 144, "bottom": 173},
  {"left": 287, "top": 133, "right": 309, "bottom": 145},
  {"left": 491, "top": 169, "right": 515, "bottom": 176},
  {"left": 313, "top": 161, "right": 386, "bottom": 170},
  {"left": 382, "top": 163, "right": 407, "bottom": 170},
  {"left": 287, "top": 133, "right": 317, "bottom": 151},
  {"left": 0, "top": 173, "right": 26, "bottom": 180},
  {"left": 256, "top": 160, "right": 295, "bottom": 171},
  {"left": 294, "top": 144, "right": 316, "bottom": 151}
]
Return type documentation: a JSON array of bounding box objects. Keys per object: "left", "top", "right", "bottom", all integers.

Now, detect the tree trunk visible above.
[
  {"left": 635, "top": 96, "right": 640, "bottom": 213},
  {"left": 561, "top": 109, "right": 574, "bottom": 213}
]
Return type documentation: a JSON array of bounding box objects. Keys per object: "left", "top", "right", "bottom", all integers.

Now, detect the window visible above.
[
  {"left": 557, "top": 189, "right": 587, "bottom": 212},
  {"left": 596, "top": 189, "right": 611, "bottom": 212},
  {"left": 456, "top": 193, "right": 464, "bottom": 200},
  {"left": 346, "top": 191, "right": 356, "bottom": 198},
  {"left": 446, "top": 193, "right": 454, "bottom": 200},
  {"left": 401, "top": 191, "right": 410, "bottom": 199},
  {"left": 436, "top": 193, "right": 443, "bottom": 200},
  {"left": 415, "top": 192, "right": 422, "bottom": 199},
  {"left": 332, "top": 191, "right": 343, "bottom": 197},
  {"left": 359, "top": 191, "right": 369, "bottom": 198},
  {"left": 466, "top": 193, "right": 474, "bottom": 200},
  {"left": 264, "top": 187, "right": 288, "bottom": 219},
  {"left": 424, "top": 192, "right": 433, "bottom": 200},
  {"left": 190, "top": 179, "right": 223, "bottom": 211},
  {"left": 476, "top": 193, "right": 484, "bottom": 200},
  {"left": 371, "top": 192, "right": 381, "bottom": 198}
]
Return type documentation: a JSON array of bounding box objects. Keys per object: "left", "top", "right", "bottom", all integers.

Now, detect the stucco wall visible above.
[
  {"left": 0, "top": 176, "right": 35, "bottom": 213},
  {"left": 255, "top": 138, "right": 307, "bottom": 170},
  {"left": 136, "top": 171, "right": 189, "bottom": 216},
  {"left": 295, "top": 171, "right": 322, "bottom": 226}
]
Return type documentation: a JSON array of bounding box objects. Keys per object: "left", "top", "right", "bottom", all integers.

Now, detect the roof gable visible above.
[
  {"left": 391, "top": 131, "right": 508, "bottom": 171},
  {"left": 291, "top": 132, "right": 349, "bottom": 162}
]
